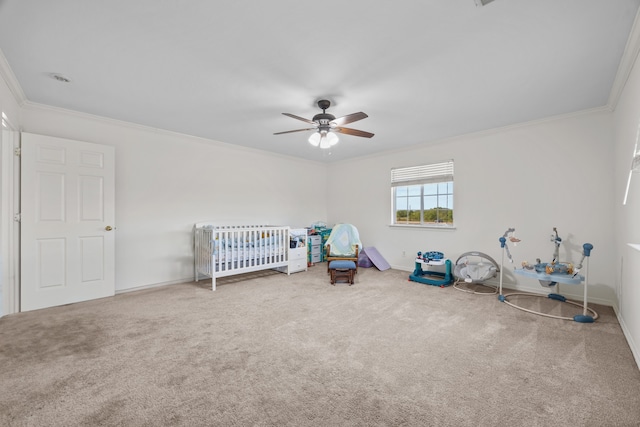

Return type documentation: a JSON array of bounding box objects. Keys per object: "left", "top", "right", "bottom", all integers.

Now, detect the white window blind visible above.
[{"left": 391, "top": 160, "right": 454, "bottom": 187}]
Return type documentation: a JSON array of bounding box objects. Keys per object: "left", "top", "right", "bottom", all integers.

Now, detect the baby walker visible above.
[
  {"left": 409, "top": 251, "right": 453, "bottom": 287},
  {"left": 498, "top": 227, "right": 597, "bottom": 323}
]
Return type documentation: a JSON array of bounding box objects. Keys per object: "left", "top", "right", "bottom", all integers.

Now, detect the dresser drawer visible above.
[
  {"left": 288, "top": 259, "right": 307, "bottom": 273},
  {"left": 310, "top": 253, "right": 322, "bottom": 263},
  {"left": 309, "top": 235, "right": 322, "bottom": 245},
  {"left": 289, "top": 247, "right": 307, "bottom": 261}
]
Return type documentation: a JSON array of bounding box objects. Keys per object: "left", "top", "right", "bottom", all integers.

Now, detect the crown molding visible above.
[
  {"left": 21, "top": 101, "right": 327, "bottom": 166},
  {"left": 608, "top": 5, "right": 640, "bottom": 111},
  {"left": 329, "top": 105, "right": 612, "bottom": 166},
  {"left": 0, "top": 47, "right": 26, "bottom": 106}
]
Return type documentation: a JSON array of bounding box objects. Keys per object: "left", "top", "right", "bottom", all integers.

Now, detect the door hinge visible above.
[
  {"left": 13, "top": 213, "right": 21, "bottom": 222},
  {"left": 14, "top": 147, "right": 21, "bottom": 156}
]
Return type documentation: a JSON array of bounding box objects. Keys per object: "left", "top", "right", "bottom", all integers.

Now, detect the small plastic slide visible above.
[{"left": 362, "top": 247, "right": 391, "bottom": 271}]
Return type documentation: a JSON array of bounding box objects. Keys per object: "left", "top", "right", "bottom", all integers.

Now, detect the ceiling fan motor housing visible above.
[
  {"left": 313, "top": 100, "right": 335, "bottom": 123},
  {"left": 312, "top": 113, "right": 336, "bottom": 123}
]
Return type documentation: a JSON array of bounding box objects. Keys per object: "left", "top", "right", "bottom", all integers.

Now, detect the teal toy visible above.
[{"left": 409, "top": 251, "right": 453, "bottom": 287}]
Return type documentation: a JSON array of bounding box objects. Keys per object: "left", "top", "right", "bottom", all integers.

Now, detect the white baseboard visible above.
[
  {"left": 613, "top": 306, "right": 640, "bottom": 371},
  {"left": 115, "top": 277, "right": 194, "bottom": 294}
]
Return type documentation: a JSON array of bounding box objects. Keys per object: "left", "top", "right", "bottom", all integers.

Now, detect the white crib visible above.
[{"left": 194, "top": 223, "right": 290, "bottom": 290}]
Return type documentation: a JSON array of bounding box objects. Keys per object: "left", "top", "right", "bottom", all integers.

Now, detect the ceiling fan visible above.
[{"left": 274, "top": 100, "right": 374, "bottom": 149}]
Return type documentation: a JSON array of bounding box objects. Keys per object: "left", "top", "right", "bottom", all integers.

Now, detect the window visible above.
[{"left": 391, "top": 160, "right": 454, "bottom": 226}]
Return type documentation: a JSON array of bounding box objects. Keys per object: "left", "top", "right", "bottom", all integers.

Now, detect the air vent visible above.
[{"left": 50, "top": 73, "right": 71, "bottom": 83}]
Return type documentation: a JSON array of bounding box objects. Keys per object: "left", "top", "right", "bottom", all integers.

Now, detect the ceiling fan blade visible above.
[
  {"left": 274, "top": 128, "right": 317, "bottom": 135},
  {"left": 331, "top": 112, "right": 368, "bottom": 126},
  {"left": 282, "top": 113, "right": 317, "bottom": 125},
  {"left": 334, "top": 127, "right": 374, "bottom": 138}
]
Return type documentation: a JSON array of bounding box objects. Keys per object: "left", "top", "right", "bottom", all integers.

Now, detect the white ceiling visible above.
[{"left": 1, "top": 0, "right": 639, "bottom": 163}]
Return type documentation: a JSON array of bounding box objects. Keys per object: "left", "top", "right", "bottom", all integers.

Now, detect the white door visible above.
[{"left": 20, "top": 133, "right": 115, "bottom": 312}]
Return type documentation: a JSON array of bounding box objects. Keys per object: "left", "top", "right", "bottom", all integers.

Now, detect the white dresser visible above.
[{"left": 285, "top": 228, "right": 308, "bottom": 273}]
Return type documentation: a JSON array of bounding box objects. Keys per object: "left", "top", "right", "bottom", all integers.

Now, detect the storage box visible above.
[{"left": 309, "top": 235, "right": 322, "bottom": 245}]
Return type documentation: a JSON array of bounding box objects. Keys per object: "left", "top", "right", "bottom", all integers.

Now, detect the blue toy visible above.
[
  {"left": 409, "top": 251, "right": 453, "bottom": 287},
  {"left": 520, "top": 227, "right": 576, "bottom": 282},
  {"left": 499, "top": 227, "right": 598, "bottom": 323}
]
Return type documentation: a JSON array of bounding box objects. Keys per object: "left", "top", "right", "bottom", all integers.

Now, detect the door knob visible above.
[{"left": 105, "top": 226, "right": 113, "bottom": 231}]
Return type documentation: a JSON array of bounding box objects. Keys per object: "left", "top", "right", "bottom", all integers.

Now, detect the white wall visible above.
[
  {"left": 19, "top": 103, "right": 328, "bottom": 291},
  {"left": 613, "top": 47, "right": 640, "bottom": 367},
  {"left": 327, "top": 111, "right": 617, "bottom": 305}
]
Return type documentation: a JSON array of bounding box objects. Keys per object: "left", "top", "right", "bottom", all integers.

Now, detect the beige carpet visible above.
[{"left": 1, "top": 266, "right": 639, "bottom": 426}]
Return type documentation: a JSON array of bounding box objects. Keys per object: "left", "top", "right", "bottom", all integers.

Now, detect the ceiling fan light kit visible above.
[
  {"left": 275, "top": 99, "right": 374, "bottom": 150},
  {"left": 308, "top": 130, "right": 339, "bottom": 149}
]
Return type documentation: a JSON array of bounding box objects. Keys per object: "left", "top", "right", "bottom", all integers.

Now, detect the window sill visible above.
[{"left": 389, "top": 224, "right": 457, "bottom": 231}]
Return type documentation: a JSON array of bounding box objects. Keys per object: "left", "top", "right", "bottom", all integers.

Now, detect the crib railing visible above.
[{"left": 194, "top": 224, "right": 290, "bottom": 290}]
